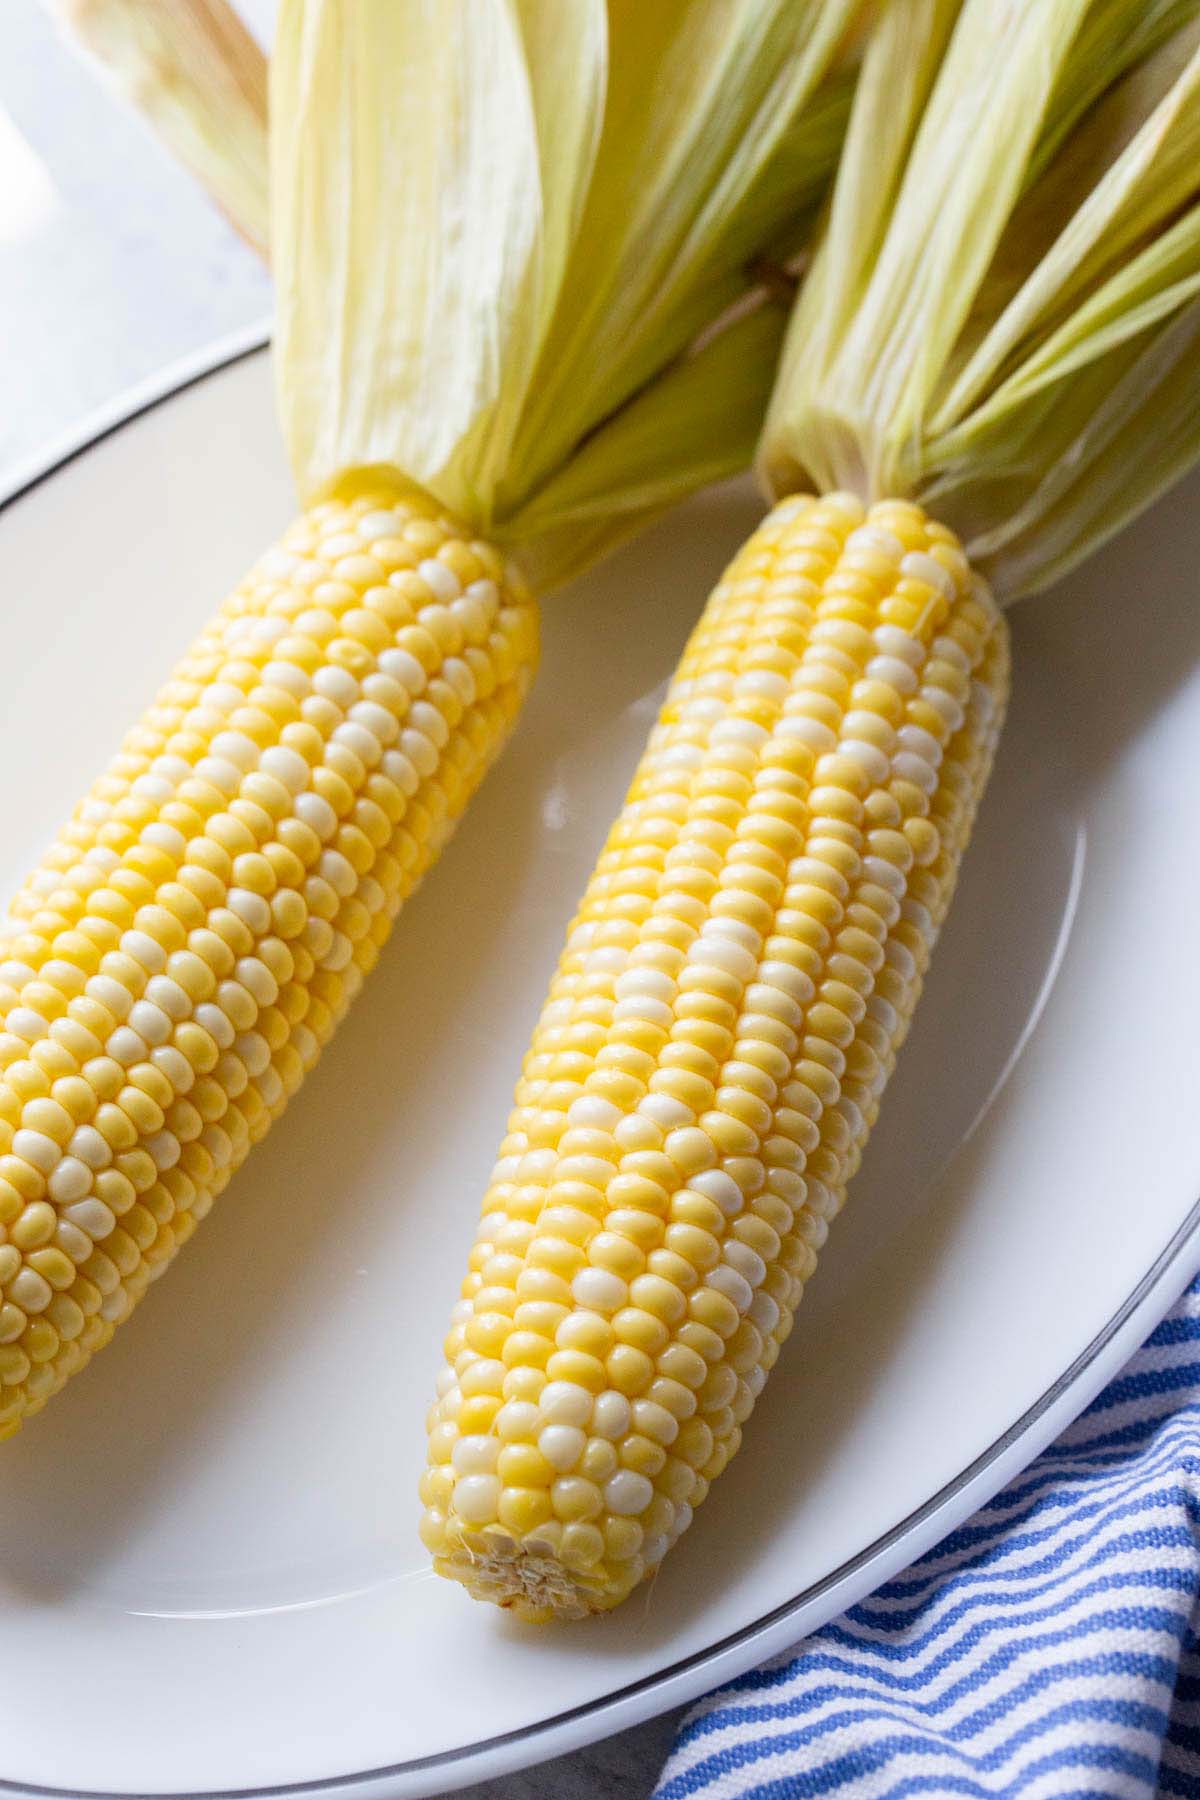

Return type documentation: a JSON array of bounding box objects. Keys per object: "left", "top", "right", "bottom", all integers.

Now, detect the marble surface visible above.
[{"left": 0, "top": 8, "right": 694, "bottom": 1796}]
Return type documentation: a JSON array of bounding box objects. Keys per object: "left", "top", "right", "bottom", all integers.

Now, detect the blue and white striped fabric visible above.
[{"left": 655, "top": 1276, "right": 1200, "bottom": 1800}]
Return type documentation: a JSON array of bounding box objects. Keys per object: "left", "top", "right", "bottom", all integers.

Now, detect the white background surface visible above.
[
  {"left": 0, "top": 6, "right": 678, "bottom": 1794},
  {"left": 10, "top": 12, "right": 1200, "bottom": 1800}
]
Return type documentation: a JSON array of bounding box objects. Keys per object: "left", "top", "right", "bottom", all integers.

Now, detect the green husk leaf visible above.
[
  {"left": 764, "top": 0, "right": 1200, "bottom": 598},
  {"left": 271, "top": 0, "right": 859, "bottom": 590},
  {"left": 47, "top": 0, "right": 268, "bottom": 254}
]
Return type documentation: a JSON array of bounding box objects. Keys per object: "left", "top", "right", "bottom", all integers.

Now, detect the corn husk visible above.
[
  {"left": 270, "top": 0, "right": 859, "bottom": 590},
  {"left": 763, "top": 0, "right": 1200, "bottom": 597},
  {"left": 47, "top": 0, "right": 268, "bottom": 255}
]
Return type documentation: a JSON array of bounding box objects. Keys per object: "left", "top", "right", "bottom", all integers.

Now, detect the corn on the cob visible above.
[
  {"left": 421, "top": 494, "right": 1007, "bottom": 1617},
  {"left": 0, "top": 486, "right": 535, "bottom": 1436}
]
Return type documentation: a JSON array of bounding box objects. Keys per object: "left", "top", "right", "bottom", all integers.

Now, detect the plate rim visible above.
[{"left": 3, "top": 335, "right": 1199, "bottom": 1800}]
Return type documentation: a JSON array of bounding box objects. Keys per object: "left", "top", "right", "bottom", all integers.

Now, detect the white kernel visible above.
[
  {"left": 235, "top": 959, "right": 277, "bottom": 1007},
  {"left": 723, "top": 1241, "right": 767, "bottom": 1288},
  {"left": 736, "top": 670, "right": 788, "bottom": 703},
  {"left": 12, "top": 1130, "right": 59, "bottom": 1173},
  {"left": 690, "top": 936, "right": 756, "bottom": 982},
  {"left": 862, "top": 856, "right": 907, "bottom": 896},
  {"left": 410, "top": 701, "right": 449, "bottom": 751},
  {"left": 840, "top": 739, "right": 891, "bottom": 783},
  {"left": 874, "top": 625, "right": 926, "bottom": 666},
  {"left": 54, "top": 1220, "right": 93, "bottom": 1263},
  {"left": 886, "top": 939, "right": 917, "bottom": 982},
  {"left": 639, "top": 1093, "right": 693, "bottom": 1130},
  {"left": 703, "top": 918, "right": 761, "bottom": 954},
  {"left": 901, "top": 549, "right": 957, "bottom": 601},
  {"left": 453, "top": 1475, "right": 500, "bottom": 1524},
  {"left": 210, "top": 732, "right": 259, "bottom": 773},
  {"left": 441, "top": 656, "right": 477, "bottom": 706},
  {"left": 452, "top": 1435, "right": 500, "bottom": 1475},
  {"left": 708, "top": 1264, "right": 753, "bottom": 1311},
  {"left": 320, "top": 932, "right": 353, "bottom": 973},
  {"left": 294, "top": 791, "right": 338, "bottom": 841},
  {"left": 194, "top": 1003, "right": 235, "bottom": 1050},
  {"left": 709, "top": 717, "right": 768, "bottom": 749},
  {"left": 495, "top": 1400, "right": 541, "bottom": 1441},
  {"left": 258, "top": 746, "right": 310, "bottom": 795},
  {"left": 567, "top": 1096, "right": 621, "bottom": 1131},
  {"left": 195, "top": 756, "right": 242, "bottom": 797},
  {"left": 897, "top": 723, "right": 942, "bottom": 765},
  {"left": 65, "top": 1198, "right": 116, "bottom": 1240},
  {"left": 319, "top": 850, "right": 357, "bottom": 899},
  {"left": 867, "top": 994, "right": 898, "bottom": 1035},
  {"left": 262, "top": 660, "right": 312, "bottom": 699},
  {"left": 612, "top": 996, "right": 673, "bottom": 1028},
  {"left": 380, "top": 749, "right": 419, "bottom": 797},
  {"left": 688, "top": 1168, "right": 744, "bottom": 1215},
  {"left": 312, "top": 666, "right": 360, "bottom": 709},
  {"left": 400, "top": 728, "right": 438, "bottom": 779},
  {"left": 931, "top": 634, "right": 971, "bottom": 672},
  {"left": 614, "top": 969, "right": 674, "bottom": 1003},
  {"left": 227, "top": 889, "right": 273, "bottom": 935},
  {"left": 48, "top": 1157, "right": 91, "bottom": 1203},
  {"left": 151, "top": 1045, "right": 193, "bottom": 1091},
  {"left": 0, "top": 962, "right": 35, "bottom": 987},
  {"left": 141, "top": 823, "right": 187, "bottom": 860},
  {"left": 418, "top": 557, "right": 461, "bottom": 601},
  {"left": 538, "top": 1425, "right": 587, "bottom": 1472},
  {"left": 537, "top": 1381, "right": 594, "bottom": 1428},
  {"left": 333, "top": 721, "right": 382, "bottom": 767},
  {"left": 235, "top": 1031, "right": 272, "bottom": 1077},
  {"left": 107, "top": 1026, "right": 147, "bottom": 1066},
  {"left": 151, "top": 754, "right": 192, "bottom": 786},
  {"left": 127, "top": 1000, "right": 173, "bottom": 1046},
  {"left": 145, "top": 977, "right": 191, "bottom": 1023},
  {"left": 100, "top": 1286, "right": 129, "bottom": 1323},
  {"left": 7, "top": 1009, "right": 48, "bottom": 1044},
  {"left": 571, "top": 1268, "right": 627, "bottom": 1314},
  {"left": 349, "top": 700, "right": 398, "bottom": 743},
  {"left": 378, "top": 648, "right": 427, "bottom": 694},
  {"left": 641, "top": 1532, "right": 668, "bottom": 1566},
  {"left": 604, "top": 1470, "right": 653, "bottom": 1516},
  {"left": 866, "top": 655, "right": 919, "bottom": 694},
  {"left": 891, "top": 751, "right": 938, "bottom": 793},
  {"left": 131, "top": 774, "right": 174, "bottom": 804},
  {"left": 591, "top": 1391, "right": 632, "bottom": 1442},
  {"left": 749, "top": 1290, "right": 780, "bottom": 1334},
  {"left": 613, "top": 1114, "right": 662, "bottom": 1152},
  {"left": 846, "top": 524, "right": 904, "bottom": 561},
  {"left": 759, "top": 961, "right": 814, "bottom": 1003},
  {"left": 69, "top": 1126, "right": 111, "bottom": 1170},
  {"left": 582, "top": 947, "right": 627, "bottom": 975},
  {"left": 121, "top": 931, "right": 167, "bottom": 974}
]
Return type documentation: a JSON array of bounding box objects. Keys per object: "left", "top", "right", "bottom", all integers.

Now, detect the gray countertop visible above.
[{"left": 0, "top": 6, "right": 693, "bottom": 1794}]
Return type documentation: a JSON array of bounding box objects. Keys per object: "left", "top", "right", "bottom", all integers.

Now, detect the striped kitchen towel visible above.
[{"left": 655, "top": 1276, "right": 1200, "bottom": 1800}]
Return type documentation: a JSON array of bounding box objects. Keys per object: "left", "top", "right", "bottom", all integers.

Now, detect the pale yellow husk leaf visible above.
[
  {"left": 47, "top": 0, "right": 268, "bottom": 254},
  {"left": 270, "top": 0, "right": 859, "bottom": 588},
  {"left": 763, "top": 0, "right": 1200, "bottom": 597}
]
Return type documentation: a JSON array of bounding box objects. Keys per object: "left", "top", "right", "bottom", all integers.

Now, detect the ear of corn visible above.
[
  {"left": 0, "top": 487, "right": 535, "bottom": 1436},
  {"left": 3, "top": 8, "right": 866, "bottom": 1432},
  {"left": 421, "top": 495, "right": 1007, "bottom": 1618}
]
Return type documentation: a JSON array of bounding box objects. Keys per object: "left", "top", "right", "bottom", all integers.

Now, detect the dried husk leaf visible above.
[
  {"left": 763, "top": 0, "right": 1200, "bottom": 597},
  {"left": 270, "top": 0, "right": 859, "bottom": 589},
  {"left": 47, "top": 0, "right": 268, "bottom": 254}
]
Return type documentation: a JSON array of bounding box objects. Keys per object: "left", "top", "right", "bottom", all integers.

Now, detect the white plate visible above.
[{"left": 1, "top": 337, "right": 1200, "bottom": 1800}]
